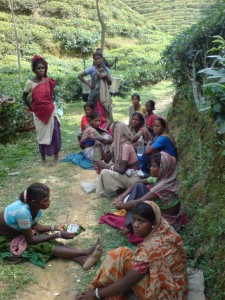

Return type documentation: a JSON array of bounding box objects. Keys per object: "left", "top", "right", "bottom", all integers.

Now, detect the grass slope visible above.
[{"left": 124, "top": 0, "right": 216, "bottom": 35}]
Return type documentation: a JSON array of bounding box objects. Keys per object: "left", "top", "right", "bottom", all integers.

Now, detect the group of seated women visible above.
[
  {"left": 73, "top": 86, "right": 188, "bottom": 297},
  {"left": 0, "top": 50, "right": 188, "bottom": 299}
]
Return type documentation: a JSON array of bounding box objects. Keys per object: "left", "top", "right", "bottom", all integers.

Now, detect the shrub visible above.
[{"left": 54, "top": 26, "right": 100, "bottom": 53}]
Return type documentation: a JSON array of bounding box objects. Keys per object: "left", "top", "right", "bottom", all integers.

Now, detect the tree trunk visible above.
[
  {"left": 8, "top": 0, "right": 21, "bottom": 82},
  {"left": 96, "top": 0, "right": 106, "bottom": 53}
]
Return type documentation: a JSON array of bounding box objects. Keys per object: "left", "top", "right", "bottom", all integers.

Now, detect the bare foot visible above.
[
  {"left": 82, "top": 245, "right": 103, "bottom": 270},
  {"left": 41, "top": 159, "right": 46, "bottom": 165},
  {"left": 85, "top": 238, "right": 102, "bottom": 256},
  {"left": 49, "top": 159, "right": 58, "bottom": 166}
]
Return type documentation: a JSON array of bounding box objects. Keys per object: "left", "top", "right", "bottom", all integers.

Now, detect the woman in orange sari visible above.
[{"left": 76, "top": 201, "right": 187, "bottom": 300}]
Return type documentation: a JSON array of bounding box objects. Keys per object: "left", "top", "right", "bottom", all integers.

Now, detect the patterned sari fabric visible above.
[
  {"left": 151, "top": 151, "right": 179, "bottom": 207},
  {"left": 90, "top": 202, "right": 188, "bottom": 300},
  {"left": 109, "top": 122, "right": 132, "bottom": 167},
  {"left": 88, "top": 67, "right": 113, "bottom": 125},
  {"left": 151, "top": 152, "right": 187, "bottom": 231},
  {"left": 80, "top": 125, "right": 110, "bottom": 146},
  {"left": 0, "top": 235, "right": 55, "bottom": 268}
]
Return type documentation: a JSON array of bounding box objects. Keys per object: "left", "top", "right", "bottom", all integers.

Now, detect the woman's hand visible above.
[
  {"left": 98, "top": 73, "right": 107, "bottom": 79},
  {"left": 95, "top": 161, "right": 109, "bottom": 170},
  {"left": 76, "top": 290, "right": 96, "bottom": 300},
  {"left": 115, "top": 200, "right": 137, "bottom": 210},
  {"left": 112, "top": 197, "right": 123, "bottom": 206},
  {"left": 54, "top": 224, "right": 66, "bottom": 231},
  {"left": 60, "top": 231, "right": 76, "bottom": 239}
]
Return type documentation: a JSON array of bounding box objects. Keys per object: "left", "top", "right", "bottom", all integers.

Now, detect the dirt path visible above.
[
  {"left": 13, "top": 96, "right": 173, "bottom": 299},
  {"left": 15, "top": 166, "right": 98, "bottom": 300}
]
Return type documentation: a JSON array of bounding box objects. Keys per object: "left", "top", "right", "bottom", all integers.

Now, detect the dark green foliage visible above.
[
  {"left": 54, "top": 27, "right": 100, "bottom": 53},
  {"left": 168, "top": 99, "right": 225, "bottom": 299}
]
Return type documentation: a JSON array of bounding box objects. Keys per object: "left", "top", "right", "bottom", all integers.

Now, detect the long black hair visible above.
[
  {"left": 20, "top": 183, "right": 49, "bottom": 205},
  {"left": 151, "top": 152, "right": 161, "bottom": 167},
  {"left": 132, "top": 112, "right": 145, "bottom": 128}
]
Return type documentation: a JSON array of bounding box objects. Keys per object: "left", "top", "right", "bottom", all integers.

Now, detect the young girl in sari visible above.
[
  {"left": 80, "top": 112, "right": 112, "bottom": 161},
  {"left": 78, "top": 52, "right": 113, "bottom": 127},
  {"left": 0, "top": 183, "right": 102, "bottom": 269},
  {"left": 76, "top": 201, "right": 187, "bottom": 300},
  {"left": 145, "top": 100, "right": 157, "bottom": 139},
  {"left": 129, "top": 111, "right": 150, "bottom": 150},
  {"left": 128, "top": 93, "right": 146, "bottom": 126},
  {"left": 23, "top": 55, "right": 61, "bottom": 166}
]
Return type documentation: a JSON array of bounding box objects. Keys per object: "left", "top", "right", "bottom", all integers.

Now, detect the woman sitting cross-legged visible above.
[
  {"left": 95, "top": 122, "right": 141, "bottom": 197},
  {"left": 76, "top": 201, "right": 188, "bottom": 300},
  {"left": 114, "top": 151, "right": 187, "bottom": 232},
  {"left": 80, "top": 112, "right": 112, "bottom": 161},
  {"left": 0, "top": 183, "right": 102, "bottom": 269}
]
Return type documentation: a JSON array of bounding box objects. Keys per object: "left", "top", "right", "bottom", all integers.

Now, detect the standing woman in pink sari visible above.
[{"left": 23, "top": 55, "right": 61, "bottom": 166}]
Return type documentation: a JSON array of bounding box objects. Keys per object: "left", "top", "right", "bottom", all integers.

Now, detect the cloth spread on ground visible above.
[
  {"left": 0, "top": 235, "right": 55, "bottom": 268},
  {"left": 93, "top": 201, "right": 188, "bottom": 300},
  {"left": 10, "top": 235, "right": 27, "bottom": 256},
  {"left": 61, "top": 152, "right": 94, "bottom": 169}
]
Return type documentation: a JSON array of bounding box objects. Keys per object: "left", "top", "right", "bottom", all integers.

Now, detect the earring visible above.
[{"left": 152, "top": 225, "right": 154, "bottom": 229}]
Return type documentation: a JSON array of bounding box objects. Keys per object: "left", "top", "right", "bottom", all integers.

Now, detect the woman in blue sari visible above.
[{"left": 139, "top": 117, "right": 177, "bottom": 174}]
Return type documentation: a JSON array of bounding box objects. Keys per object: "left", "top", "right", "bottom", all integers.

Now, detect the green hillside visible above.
[{"left": 124, "top": 0, "right": 216, "bottom": 35}]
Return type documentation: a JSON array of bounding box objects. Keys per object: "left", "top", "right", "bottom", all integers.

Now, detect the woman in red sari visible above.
[{"left": 23, "top": 55, "right": 61, "bottom": 165}]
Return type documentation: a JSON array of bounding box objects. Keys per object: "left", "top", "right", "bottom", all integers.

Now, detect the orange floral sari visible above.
[{"left": 90, "top": 201, "right": 187, "bottom": 300}]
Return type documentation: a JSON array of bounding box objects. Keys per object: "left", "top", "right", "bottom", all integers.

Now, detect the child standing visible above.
[
  {"left": 128, "top": 93, "right": 146, "bottom": 126},
  {"left": 23, "top": 55, "right": 61, "bottom": 166},
  {"left": 145, "top": 100, "right": 157, "bottom": 138}
]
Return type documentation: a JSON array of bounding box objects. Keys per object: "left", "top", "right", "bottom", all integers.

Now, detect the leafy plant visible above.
[{"left": 198, "top": 36, "right": 225, "bottom": 133}]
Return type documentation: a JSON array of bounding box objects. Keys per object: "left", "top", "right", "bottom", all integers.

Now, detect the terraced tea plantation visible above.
[{"left": 124, "top": 0, "right": 215, "bottom": 35}]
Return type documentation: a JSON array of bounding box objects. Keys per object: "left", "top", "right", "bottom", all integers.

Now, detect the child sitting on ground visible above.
[
  {"left": 80, "top": 112, "right": 112, "bottom": 160},
  {"left": 128, "top": 93, "right": 146, "bottom": 126},
  {"left": 81, "top": 103, "right": 107, "bottom": 132},
  {"left": 145, "top": 100, "right": 157, "bottom": 139}
]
